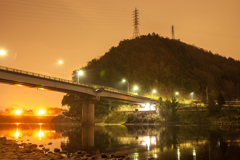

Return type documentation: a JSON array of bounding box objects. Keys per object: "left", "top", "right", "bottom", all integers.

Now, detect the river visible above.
[{"left": 0, "top": 123, "right": 239, "bottom": 160}]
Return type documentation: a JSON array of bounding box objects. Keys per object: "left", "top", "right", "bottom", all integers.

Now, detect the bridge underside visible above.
[
  {"left": 0, "top": 78, "right": 85, "bottom": 95},
  {"left": 0, "top": 67, "right": 158, "bottom": 126}
]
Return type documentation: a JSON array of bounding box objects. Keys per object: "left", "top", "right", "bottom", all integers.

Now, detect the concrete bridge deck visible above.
[
  {"left": 0, "top": 66, "right": 158, "bottom": 126},
  {"left": 0, "top": 66, "right": 157, "bottom": 104}
]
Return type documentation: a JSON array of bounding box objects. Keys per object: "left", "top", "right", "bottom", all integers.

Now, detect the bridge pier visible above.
[
  {"left": 82, "top": 103, "right": 95, "bottom": 126},
  {"left": 81, "top": 95, "right": 99, "bottom": 126},
  {"left": 82, "top": 126, "right": 95, "bottom": 151}
]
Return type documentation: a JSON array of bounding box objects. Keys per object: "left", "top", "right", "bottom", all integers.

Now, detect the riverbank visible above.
[
  {"left": 51, "top": 109, "right": 240, "bottom": 125},
  {"left": 0, "top": 115, "right": 56, "bottom": 123}
]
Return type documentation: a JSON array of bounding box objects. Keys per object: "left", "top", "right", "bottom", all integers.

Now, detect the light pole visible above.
[
  {"left": 58, "top": 60, "right": 66, "bottom": 80},
  {"left": 133, "top": 86, "right": 138, "bottom": 94},
  {"left": 78, "top": 70, "right": 84, "bottom": 84},
  {"left": 152, "top": 89, "right": 156, "bottom": 98},
  {"left": 191, "top": 92, "right": 194, "bottom": 101},
  {"left": 122, "top": 79, "right": 129, "bottom": 93},
  {"left": 175, "top": 92, "right": 179, "bottom": 98}
]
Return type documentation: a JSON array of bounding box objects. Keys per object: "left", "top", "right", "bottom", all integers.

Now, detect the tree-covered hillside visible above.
[{"left": 73, "top": 33, "right": 240, "bottom": 101}]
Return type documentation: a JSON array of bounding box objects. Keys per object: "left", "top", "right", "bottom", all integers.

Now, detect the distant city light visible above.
[
  {"left": 141, "top": 103, "right": 156, "bottom": 111},
  {"left": 38, "top": 110, "right": 45, "bottom": 115},
  {"left": 15, "top": 110, "right": 21, "bottom": 115},
  {"left": 134, "top": 86, "right": 138, "bottom": 91}
]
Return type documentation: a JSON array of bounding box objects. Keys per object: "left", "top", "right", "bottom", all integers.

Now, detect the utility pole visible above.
[
  {"left": 171, "top": 25, "right": 175, "bottom": 39},
  {"left": 133, "top": 8, "right": 140, "bottom": 39}
]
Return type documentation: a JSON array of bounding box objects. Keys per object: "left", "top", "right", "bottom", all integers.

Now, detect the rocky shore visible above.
[{"left": 0, "top": 137, "right": 136, "bottom": 160}]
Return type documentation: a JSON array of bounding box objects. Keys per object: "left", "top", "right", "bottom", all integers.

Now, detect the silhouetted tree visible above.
[
  {"left": 160, "top": 97, "right": 180, "bottom": 122},
  {"left": 217, "top": 92, "right": 225, "bottom": 106}
]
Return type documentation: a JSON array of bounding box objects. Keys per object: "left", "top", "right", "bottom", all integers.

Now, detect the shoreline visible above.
[{"left": 0, "top": 137, "right": 130, "bottom": 160}]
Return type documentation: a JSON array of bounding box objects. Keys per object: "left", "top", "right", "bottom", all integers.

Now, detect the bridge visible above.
[{"left": 0, "top": 66, "right": 157, "bottom": 126}]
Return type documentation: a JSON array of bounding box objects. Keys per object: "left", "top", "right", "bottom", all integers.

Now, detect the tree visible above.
[
  {"left": 217, "top": 92, "right": 225, "bottom": 106},
  {"left": 159, "top": 97, "right": 180, "bottom": 122},
  {"left": 62, "top": 94, "right": 82, "bottom": 115}
]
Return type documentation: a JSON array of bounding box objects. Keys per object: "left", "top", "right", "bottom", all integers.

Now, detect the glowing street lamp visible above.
[
  {"left": 133, "top": 86, "right": 138, "bottom": 94},
  {"left": 122, "top": 79, "right": 129, "bottom": 93},
  {"left": 175, "top": 92, "right": 179, "bottom": 98},
  {"left": 78, "top": 70, "right": 84, "bottom": 84},
  {"left": 58, "top": 60, "right": 66, "bottom": 80},
  {"left": 152, "top": 89, "right": 156, "bottom": 98},
  {"left": 191, "top": 92, "right": 194, "bottom": 101}
]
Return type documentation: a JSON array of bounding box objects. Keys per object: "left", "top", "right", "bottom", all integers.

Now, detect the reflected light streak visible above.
[
  {"left": 38, "top": 129, "right": 44, "bottom": 140},
  {"left": 177, "top": 148, "right": 180, "bottom": 160},
  {"left": 14, "top": 128, "right": 20, "bottom": 139},
  {"left": 133, "top": 153, "right": 139, "bottom": 160},
  {"left": 140, "top": 136, "right": 156, "bottom": 150},
  {"left": 193, "top": 147, "right": 196, "bottom": 160}
]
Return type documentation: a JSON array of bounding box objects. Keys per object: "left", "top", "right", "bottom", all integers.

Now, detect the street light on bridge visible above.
[
  {"left": 152, "top": 89, "right": 156, "bottom": 98},
  {"left": 122, "top": 79, "right": 129, "bottom": 93},
  {"left": 175, "top": 92, "right": 179, "bottom": 98},
  {"left": 58, "top": 60, "right": 66, "bottom": 80},
  {"left": 133, "top": 86, "right": 138, "bottom": 94},
  {"left": 78, "top": 70, "right": 84, "bottom": 84}
]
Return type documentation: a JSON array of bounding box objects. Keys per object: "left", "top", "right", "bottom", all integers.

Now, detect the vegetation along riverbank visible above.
[{"left": 52, "top": 34, "right": 240, "bottom": 125}]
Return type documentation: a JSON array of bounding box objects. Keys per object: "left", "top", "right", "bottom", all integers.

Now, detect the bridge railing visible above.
[
  {"left": 0, "top": 66, "right": 153, "bottom": 100},
  {"left": 0, "top": 65, "right": 101, "bottom": 88}
]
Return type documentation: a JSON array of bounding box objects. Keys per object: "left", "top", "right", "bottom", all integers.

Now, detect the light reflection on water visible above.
[
  {"left": 0, "top": 123, "right": 64, "bottom": 152},
  {"left": 0, "top": 124, "right": 240, "bottom": 159}
]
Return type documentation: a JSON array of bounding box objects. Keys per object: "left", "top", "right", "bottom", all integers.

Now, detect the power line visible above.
[{"left": 0, "top": 0, "right": 131, "bottom": 15}]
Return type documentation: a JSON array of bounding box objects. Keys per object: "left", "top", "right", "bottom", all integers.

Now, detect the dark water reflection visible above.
[{"left": 0, "top": 123, "right": 240, "bottom": 160}]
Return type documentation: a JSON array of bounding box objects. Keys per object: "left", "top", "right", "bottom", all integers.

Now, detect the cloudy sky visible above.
[{"left": 0, "top": 0, "right": 239, "bottom": 110}]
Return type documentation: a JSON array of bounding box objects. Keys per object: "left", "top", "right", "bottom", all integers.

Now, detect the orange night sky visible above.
[{"left": 0, "top": 0, "right": 239, "bottom": 110}]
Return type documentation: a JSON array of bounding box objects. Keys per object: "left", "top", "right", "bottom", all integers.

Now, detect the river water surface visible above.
[{"left": 0, "top": 123, "right": 240, "bottom": 160}]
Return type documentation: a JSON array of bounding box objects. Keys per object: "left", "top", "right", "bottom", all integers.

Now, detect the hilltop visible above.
[{"left": 73, "top": 33, "right": 240, "bottom": 101}]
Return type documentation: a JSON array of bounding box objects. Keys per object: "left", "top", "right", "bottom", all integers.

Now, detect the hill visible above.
[{"left": 73, "top": 33, "right": 240, "bottom": 101}]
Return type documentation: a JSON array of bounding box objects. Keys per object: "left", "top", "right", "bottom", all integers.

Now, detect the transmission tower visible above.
[
  {"left": 133, "top": 8, "right": 140, "bottom": 39},
  {"left": 171, "top": 25, "right": 175, "bottom": 39}
]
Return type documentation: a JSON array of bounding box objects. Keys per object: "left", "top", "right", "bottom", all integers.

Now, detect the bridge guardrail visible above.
[{"left": 0, "top": 66, "right": 156, "bottom": 101}]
